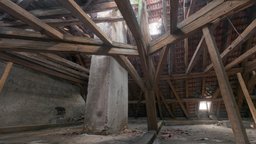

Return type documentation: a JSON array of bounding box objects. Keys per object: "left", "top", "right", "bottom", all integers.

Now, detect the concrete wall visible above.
[{"left": 0, "top": 62, "right": 85, "bottom": 127}]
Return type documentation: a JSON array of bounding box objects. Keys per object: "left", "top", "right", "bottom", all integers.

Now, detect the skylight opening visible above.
[
  {"left": 199, "top": 101, "right": 211, "bottom": 111},
  {"left": 149, "top": 21, "right": 162, "bottom": 35}
]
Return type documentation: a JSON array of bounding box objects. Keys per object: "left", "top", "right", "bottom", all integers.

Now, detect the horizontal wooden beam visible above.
[
  {"left": 0, "top": 38, "right": 138, "bottom": 56},
  {"left": 129, "top": 98, "right": 224, "bottom": 104},
  {"left": 149, "top": 0, "right": 254, "bottom": 54},
  {"left": 0, "top": 53, "right": 83, "bottom": 84},
  {"left": 0, "top": 17, "right": 124, "bottom": 28},
  {"left": 159, "top": 68, "right": 242, "bottom": 80},
  {"left": 0, "top": 27, "right": 136, "bottom": 50},
  {"left": 39, "top": 53, "right": 89, "bottom": 73},
  {"left": 11, "top": 52, "right": 88, "bottom": 79},
  {"left": 29, "top": 2, "right": 136, "bottom": 18}
]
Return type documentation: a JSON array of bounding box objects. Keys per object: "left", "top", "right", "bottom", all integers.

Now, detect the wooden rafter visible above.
[
  {"left": 205, "top": 19, "right": 256, "bottom": 72},
  {"left": 40, "top": 53, "right": 89, "bottom": 73},
  {"left": 0, "top": 0, "right": 63, "bottom": 39},
  {"left": 0, "top": 17, "right": 124, "bottom": 28},
  {"left": 0, "top": 27, "right": 136, "bottom": 50},
  {"left": 58, "top": 0, "right": 112, "bottom": 45},
  {"left": 0, "top": 53, "right": 83, "bottom": 84},
  {"left": 225, "top": 45, "right": 256, "bottom": 70},
  {"left": 29, "top": 2, "right": 137, "bottom": 18},
  {"left": 157, "top": 86, "right": 175, "bottom": 118},
  {"left": 10, "top": 52, "right": 88, "bottom": 80},
  {"left": 167, "top": 80, "right": 189, "bottom": 118},
  {"left": 203, "top": 26, "right": 249, "bottom": 144},
  {"left": 114, "top": 56, "right": 146, "bottom": 91},
  {"left": 159, "top": 68, "right": 242, "bottom": 80},
  {"left": 0, "top": 38, "right": 138, "bottom": 56},
  {"left": 186, "top": 36, "right": 205, "bottom": 73},
  {"left": 0, "top": 62, "right": 13, "bottom": 94},
  {"left": 149, "top": 0, "right": 254, "bottom": 54},
  {"left": 237, "top": 72, "right": 256, "bottom": 124},
  {"left": 154, "top": 46, "right": 169, "bottom": 84}
]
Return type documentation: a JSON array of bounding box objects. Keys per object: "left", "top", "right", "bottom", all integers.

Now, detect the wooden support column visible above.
[
  {"left": 203, "top": 26, "right": 249, "bottom": 144},
  {"left": 115, "top": 0, "right": 158, "bottom": 130},
  {"left": 237, "top": 73, "right": 256, "bottom": 124},
  {"left": 0, "top": 62, "right": 13, "bottom": 94}
]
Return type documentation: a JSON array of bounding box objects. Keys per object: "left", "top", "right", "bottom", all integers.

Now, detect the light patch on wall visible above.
[
  {"left": 149, "top": 21, "right": 162, "bottom": 35},
  {"left": 97, "top": 10, "right": 112, "bottom": 18},
  {"left": 199, "top": 101, "right": 211, "bottom": 111}
]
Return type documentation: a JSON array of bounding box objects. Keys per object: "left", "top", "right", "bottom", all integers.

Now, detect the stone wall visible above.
[{"left": 0, "top": 62, "right": 85, "bottom": 127}]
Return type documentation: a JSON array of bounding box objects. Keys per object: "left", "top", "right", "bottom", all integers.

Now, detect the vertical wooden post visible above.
[
  {"left": 237, "top": 72, "right": 256, "bottom": 124},
  {"left": 202, "top": 26, "right": 249, "bottom": 144},
  {"left": 0, "top": 62, "right": 13, "bottom": 94}
]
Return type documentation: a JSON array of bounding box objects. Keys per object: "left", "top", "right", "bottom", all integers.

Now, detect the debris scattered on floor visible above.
[
  {"left": 197, "top": 137, "right": 209, "bottom": 141},
  {"left": 160, "top": 128, "right": 191, "bottom": 140},
  {"left": 120, "top": 128, "right": 144, "bottom": 136}
]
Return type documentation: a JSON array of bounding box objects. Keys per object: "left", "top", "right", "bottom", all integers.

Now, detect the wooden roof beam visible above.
[
  {"left": 39, "top": 53, "right": 89, "bottom": 73},
  {"left": 0, "top": 17, "right": 124, "bottom": 28},
  {"left": 58, "top": 0, "right": 112, "bottom": 45},
  {"left": 0, "top": 0, "right": 63, "bottom": 39},
  {"left": 186, "top": 36, "right": 205, "bottom": 73},
  {"left": 159, "top": 68, "right": 242, "bottom": 80},
  {"left": 225, "top": 45, "right": 256, "bottom": 70},
  {"left": 203, "top": 26, "right": 249, "bottom": 144},
  {"left": 237, "top": 72, "right": 256, "bottom": 125},
  {"left": 0, "top": 53, "right": 83, "bottom": 84},
  {"left": 0, "top": 27, "right": 136, "bottom": 50},
  {"left": 205, "top": 19, "right": 256, "bottom": 72},
  {"left": 167, "top": 80, "right": 189, "bottom": 118},
  {"left": 149, "top": 0, "right": 254, "bottom": 54},
  {"left": 0, "top": 38, "right": 138, "bottom": 56},
  {"left": 0, "top": 62, "right": 13, "bottom": 94},
  {"left": 115, "top": 0, "right": 158, "bottom": 131},
  {"left": 29, "top": 2, "right": 136, "bottom": 18},
  {"left": 11, "top": 52, "right": 88, "bottom": 80},
  {"left": 114, "top": 0, "right": 148, "bottom": 73},
  {"left": 114, "top": 56, "right": 146, "bottom": 91}
]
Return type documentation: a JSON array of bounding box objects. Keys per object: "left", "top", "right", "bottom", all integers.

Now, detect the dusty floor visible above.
[
  {"left": 157, "top": 124, "right": 256, "bottom": 144},
  {"left": 0, "top": 122, "right": 255, "bottom": 144}
]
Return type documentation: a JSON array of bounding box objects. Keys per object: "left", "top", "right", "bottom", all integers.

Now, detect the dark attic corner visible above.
[{"left": 0, "top": 0, "right": 255, "bottom": 144}]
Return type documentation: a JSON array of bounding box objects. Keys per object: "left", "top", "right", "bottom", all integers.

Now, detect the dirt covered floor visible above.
[
  {"left": 156, "top": 124, "right": 256, "bottom": 144},
  {"left": 0, "top": 124, "right": 146, "bottom": 144},
  {"left": 0, "top": 121, "right": 255, "bottom": 144}
]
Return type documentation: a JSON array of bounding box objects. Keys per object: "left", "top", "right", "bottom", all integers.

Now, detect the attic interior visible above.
[{"left": 0, "top": 0, "right": 255, "bottom": 143}]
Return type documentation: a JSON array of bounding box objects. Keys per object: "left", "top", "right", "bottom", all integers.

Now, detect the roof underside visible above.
[{"left": 0, "top": 0, "right": 255, "bottom": 119}]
